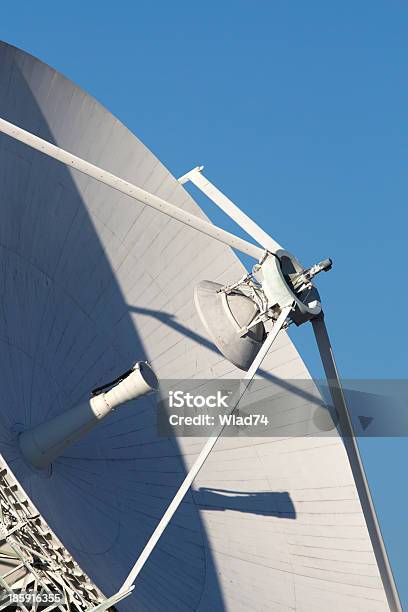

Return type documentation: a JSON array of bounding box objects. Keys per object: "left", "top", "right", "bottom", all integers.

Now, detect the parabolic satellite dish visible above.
[{"left": 0, "top": 41, "right": 401, "bottom": 611}]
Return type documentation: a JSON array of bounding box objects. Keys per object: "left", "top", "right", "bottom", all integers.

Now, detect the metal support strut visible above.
[
  {"left": 312, "top": 315, "right": 402, "bottom": 612},
  {"left": 0, "top": 118, "right": 265, "bottom": 261},
  {"left": 119, "top": 303, "right": 293, "bottom": 594}
]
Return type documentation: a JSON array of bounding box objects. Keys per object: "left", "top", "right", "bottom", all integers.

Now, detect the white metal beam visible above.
[
  {"left": 119, "top": 303, "right": 293, "bottom": 594},
  {"left": 312, "top": 315, "right": 402, "bottom": 612},
  {"left": 0, "top": 118, "right": 264, "bottom": 261},
  {"left": 178, "top": 165, "right": 283, "bottom": 253}
]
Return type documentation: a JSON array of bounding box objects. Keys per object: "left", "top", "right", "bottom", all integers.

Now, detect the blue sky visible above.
[{"left": 1, "top": 0, "right": 407, "bottom": 605}]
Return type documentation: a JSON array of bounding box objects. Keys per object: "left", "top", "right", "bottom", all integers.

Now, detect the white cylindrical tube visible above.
[{"left": 19, "top": 362, "right": 157, "bottom": 470}]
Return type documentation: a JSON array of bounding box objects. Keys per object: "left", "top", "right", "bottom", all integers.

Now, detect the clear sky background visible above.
[{"left": 1, "top": 1, "right": 407, "bottom": 606}]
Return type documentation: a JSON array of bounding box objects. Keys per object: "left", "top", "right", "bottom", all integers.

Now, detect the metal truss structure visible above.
[{"left": 0, "top": 456, "right": 117, "bottom": 612}]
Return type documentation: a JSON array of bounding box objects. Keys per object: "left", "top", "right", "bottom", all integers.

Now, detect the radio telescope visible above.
[{"left": 0, "top": 41, "right": 401, "bottom": 611}]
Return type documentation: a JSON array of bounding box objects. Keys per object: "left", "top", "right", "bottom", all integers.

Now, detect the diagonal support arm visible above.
[
  {"left": 0, "top": 118, "right": 264, "bottom": 261},
  {"left": 119, "top": 303, "right": 293, "bottom": 594},
  {"left": 178, "top": 166, "right": 282, "bottom": 253},
  {"left": 312, "top": 314, "right": 402, "bottom": 612}
]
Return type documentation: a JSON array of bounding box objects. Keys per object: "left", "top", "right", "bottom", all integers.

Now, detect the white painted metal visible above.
[
  {"left": 120, "top": 304, "right": 293, "bottom": 593},
  {"left": 194, "top": 279, "right": 266, "bottom": 370},
  {"left": 0, "top": 118, "right": 264, "bottom": 262},
  {"left": 180, "top": 166, "right": 401, "bottom": 611},
  {"left": 255, "top": 253, "right": 322, "bottom": 320},
  {"left": 0, "top": 40, "right": 397, "bottom": 612},
  {"left": 19, "top": 362, "right": 157, "bottom": 470},
  {"left": 312, "top": 316, "right": 402, "bottom": 612},
  {"left": 178, "top": 165, "right": 283, "bottom": 253},
  {"left": 88, "top": 588, "right": 134, "bottom": 611},
  {"left": 0, "top": 456, "right": 107, "bottom": 611}
]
